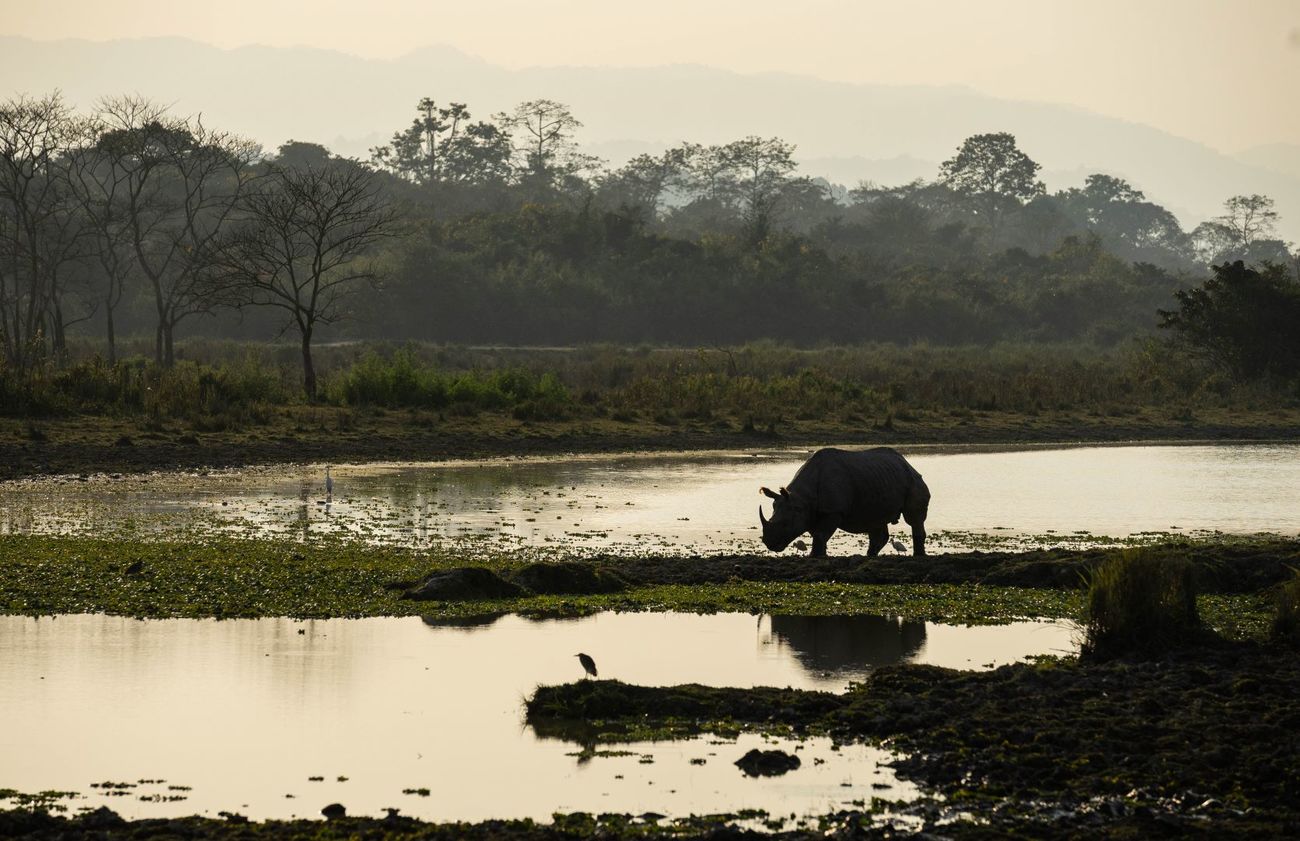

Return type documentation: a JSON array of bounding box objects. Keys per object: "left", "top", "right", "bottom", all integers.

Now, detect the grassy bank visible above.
[
  {"left": 5, "top": 404, "right": 1300, "bottom": 481},
  {"left": 4, "top": 340, "right": 1298, "bottom": 480},
  {"left": 0, "top": 535, "right": 1292, "bottom": 637}
]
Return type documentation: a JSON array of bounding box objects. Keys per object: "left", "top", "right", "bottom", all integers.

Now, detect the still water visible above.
[
  {"left": 0, "top": 612, "right": 1075, "bottom": 821},
  {"left": 1, "top": 444, "right": 1296, "bottom": 553}
]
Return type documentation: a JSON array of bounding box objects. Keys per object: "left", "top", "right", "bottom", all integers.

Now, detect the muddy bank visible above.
[
  {"left": 609, "top": 539, "right": 1300, "bottom": 593},
  {"left": 526, "top": 641, "right": 1300, "bottom": 837},
  {"left": 5, "top": 409, "right": 1299, "bottom": 481},
  {"left": 2, "top": 807, "right": 1287, "bottom": 840}
]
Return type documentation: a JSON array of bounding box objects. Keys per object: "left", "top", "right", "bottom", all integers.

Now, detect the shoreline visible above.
[{"left": 4, "top": 410, "right": 1298, "bottom": 481}]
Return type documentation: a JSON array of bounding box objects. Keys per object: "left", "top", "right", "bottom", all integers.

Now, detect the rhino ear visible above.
[
  {"left": 779, "top": 487, "right": 790, "bottom": 498},
  {"left": 760, "top": 486, "right": 780, "bottom": 499}
]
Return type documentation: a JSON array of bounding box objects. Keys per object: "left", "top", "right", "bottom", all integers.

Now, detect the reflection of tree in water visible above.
[{"left": 767, "top": 615, "right": 927, "bottom": 673}]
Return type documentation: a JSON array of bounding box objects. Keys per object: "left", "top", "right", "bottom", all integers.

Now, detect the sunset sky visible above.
[{"left": 2, "top": 0, "right": 1298, "bottom": 153}]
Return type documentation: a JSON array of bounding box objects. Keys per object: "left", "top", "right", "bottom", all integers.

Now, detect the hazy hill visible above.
[{"left": 3, "top": 35, "right": 1299, "bottom": 242}]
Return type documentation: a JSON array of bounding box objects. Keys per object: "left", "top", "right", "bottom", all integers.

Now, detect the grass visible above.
[
  {"left": 0, "top": 534, "right": 1287, "bottom": 639},
  {"left": 0, "top": 533, "right": 1079, "bottom": 623},
  {"left": 7, "top": 338, "right": 1300, "bottom": 428},
  {"left": 1082, "top": 547, "right": 1202, "bottom": 657},
  {"left": 1272, "top": 567, "right": 1300, "bottom": 647}
]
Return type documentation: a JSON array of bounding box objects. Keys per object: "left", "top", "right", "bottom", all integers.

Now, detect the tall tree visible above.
[
  {"left": 495, "top": 99, "right": 598, "bottom": 198},
  {"left": 97, "top": 100, "right": 258, "bottom": 365},
  {"left": 597, "top": 145, "right": 692, "bottom": 221},
  {"left": 722, "top": 136, "right": 801, "bottom": 243},
  {"left": 212, "top": 162, "right": 397, "bottom": 400},
  {"left": 1159, "top": 260, "right": 1300, "bottom": 380},
  {"left": 61, "top": 107, "right": 149, "bottom": 364},
  {"left": 1217, "top": 194, "right": 1279, "bottom": 250},
  {"left": 0, "top": 93, "right": 85, "bottom": 373},
  {"left": 1058, "top": 174, "right": 1189, "bottom": 266},
  {"left": 371, "top": 98, "right": 472, "bottom": 186},
  {"left": 939, "top": 132, "right": 1044, "bottom": 236}
]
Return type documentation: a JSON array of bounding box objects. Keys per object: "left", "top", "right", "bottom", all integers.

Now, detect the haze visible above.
[{"left": 4, "top": 0, "right": 1299, "bottom": 154}]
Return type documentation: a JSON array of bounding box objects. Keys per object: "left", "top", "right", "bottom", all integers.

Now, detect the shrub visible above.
[
  {"left": 1083, "top": 548, "right": 1200, "bottom": 659},
  {"left": 1272, "top": 569, "right": 1300, "bottom": 648}
]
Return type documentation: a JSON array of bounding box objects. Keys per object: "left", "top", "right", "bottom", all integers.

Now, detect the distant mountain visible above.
[
  {"left": 3, "top": 35, "right": 1299, "bottom": 242},
  {"left": 1236, "top": 143, "right": 1300, "bottom": 181}
]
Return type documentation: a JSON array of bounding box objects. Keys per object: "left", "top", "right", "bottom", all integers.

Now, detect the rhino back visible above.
[{"left": 790, "top": 447, "right": 924, "bottom": 524}]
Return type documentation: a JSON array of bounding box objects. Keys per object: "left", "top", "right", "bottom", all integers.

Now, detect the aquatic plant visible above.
[{"left": 1082, "top": 547, "right": 1200, "bottom": 658}]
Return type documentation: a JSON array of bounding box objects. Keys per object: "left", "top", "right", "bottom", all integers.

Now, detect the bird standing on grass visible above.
[
  {"left": 325, "top": 466, "right": 334, "bottom": 498},
  {"left": 575, "top": 652, "right": 598, "bottom": 679}
]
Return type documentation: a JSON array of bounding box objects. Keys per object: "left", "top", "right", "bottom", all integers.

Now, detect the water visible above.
[
  {"left": 0, "top": 612, "right": 1075, "bottom": 821},
  {"left": 1, "top": 444, "right": 1296, "bottom": 554}
]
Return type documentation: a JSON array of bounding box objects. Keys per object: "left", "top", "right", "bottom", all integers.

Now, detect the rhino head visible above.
[{"left": 759, "top": 486, "right": 809, "bottom": 552}]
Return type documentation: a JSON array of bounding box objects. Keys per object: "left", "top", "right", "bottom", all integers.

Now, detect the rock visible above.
[
  {"left": 734, "top": 748, "right": 802, "bottom": 777},
  {"left": 510, "top": 562, "right": 628, "bottom": 594},
  {"left": 403, "top": 567, "right": 527, "bottom": 601},
  {"left": 321, "top": 803, "right": 346, "bottom": 820}
]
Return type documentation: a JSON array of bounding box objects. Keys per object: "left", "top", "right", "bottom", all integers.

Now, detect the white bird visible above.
[{"left": 325, "top": 466, "right": 334, "bottom": 498}]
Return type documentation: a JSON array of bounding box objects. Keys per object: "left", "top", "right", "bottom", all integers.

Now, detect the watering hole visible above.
[
  {"left": 2, "top": 443, "right": 1297, "bottom": 553},
  {"left": 0, "top": 611, "right": 1075, "bottom": 821}
]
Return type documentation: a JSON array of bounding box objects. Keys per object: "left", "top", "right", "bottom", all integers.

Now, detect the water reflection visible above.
[
  {"left": 766, "top": 615, "right": 927, "bottom": 672},
  {"left": 0, "top": 612, "right": 1071, "bottom": 821}
]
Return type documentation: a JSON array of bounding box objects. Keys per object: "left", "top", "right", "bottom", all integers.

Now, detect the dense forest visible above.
[{"left": 2, "top": 92, "right": 1298, "bottom": 403}]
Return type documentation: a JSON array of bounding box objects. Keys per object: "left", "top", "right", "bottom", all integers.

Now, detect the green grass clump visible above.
[
  {"left": 1083, "top": 548, "right": 1200, "bottom": 658},
  {"left": 1271, "top": 568, "right": 1300, "bottom": 647}
]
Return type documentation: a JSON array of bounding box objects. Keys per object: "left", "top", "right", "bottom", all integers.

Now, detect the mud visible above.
[
  {"left": 609, "top": 539, "right": 1300, "bottom": 593},
  {"left": 524, "top": 640, "right": 1300, "bottom": 837}
]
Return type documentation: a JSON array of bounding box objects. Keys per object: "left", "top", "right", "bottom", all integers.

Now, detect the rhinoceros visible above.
[{"left": 759, "top": 447, "right": 929, "bottom": 557}]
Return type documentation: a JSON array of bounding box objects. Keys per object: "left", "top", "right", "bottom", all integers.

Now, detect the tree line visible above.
[{"left": 3, "top": 91, "right": 1297, "bottom": 400}]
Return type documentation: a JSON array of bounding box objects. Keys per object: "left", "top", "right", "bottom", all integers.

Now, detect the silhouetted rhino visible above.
[{"left": 759, "top": 447, "right": 929, "bottom": 557}]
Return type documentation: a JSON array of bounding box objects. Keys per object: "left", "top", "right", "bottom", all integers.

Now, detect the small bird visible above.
[
  {"left": 575, "top": 652, "right": 598, "bottom": 679},
  {"left": 891, "top": 538, "right": 907, "bottom": 553},
  {"left": 325, "top": 466, "right": 334, "bottom": 498}
]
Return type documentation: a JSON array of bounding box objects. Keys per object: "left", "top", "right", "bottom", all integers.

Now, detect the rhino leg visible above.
[
  {"left": 903, "top": 508, "right": 927, "bottom": 557},
  {"left": 867, "top": 526, "right": 889, "bottom": 557},
  {"left": 809, "top": 514, "right": 841, "bottom": 558}
]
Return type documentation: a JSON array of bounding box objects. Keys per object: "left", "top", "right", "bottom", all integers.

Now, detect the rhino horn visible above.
[{"left": 759, "top": 506, "right": 768, "bottom": 527}]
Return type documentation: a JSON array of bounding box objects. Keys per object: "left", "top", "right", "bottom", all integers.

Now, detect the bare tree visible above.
[
  {"left": 0, "top": 93, "right": 86, "bottom": 374},
  {"left": 212, "top": 162, "right": 397, "bottom": 400},
  {"left": 495, "top": 99, "right": 600, "bottom": 197},
  {"left": 96, "top": 99, "right": 258, "bottom": 365},
  {"left": 60, "top": 105, "right": 153, "bottom": 364},
  {"left": 1216, "top": 194, "right": 1279, "bottom": 250}
]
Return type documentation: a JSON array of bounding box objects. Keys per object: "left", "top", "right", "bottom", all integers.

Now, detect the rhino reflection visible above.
[{"left": 766, "top": 615, "right": 926, "bottom": 673}]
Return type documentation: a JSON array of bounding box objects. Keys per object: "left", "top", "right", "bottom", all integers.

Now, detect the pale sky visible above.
[{"left": 3, "top": 0, "right": 1298, "bottom": 153}]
